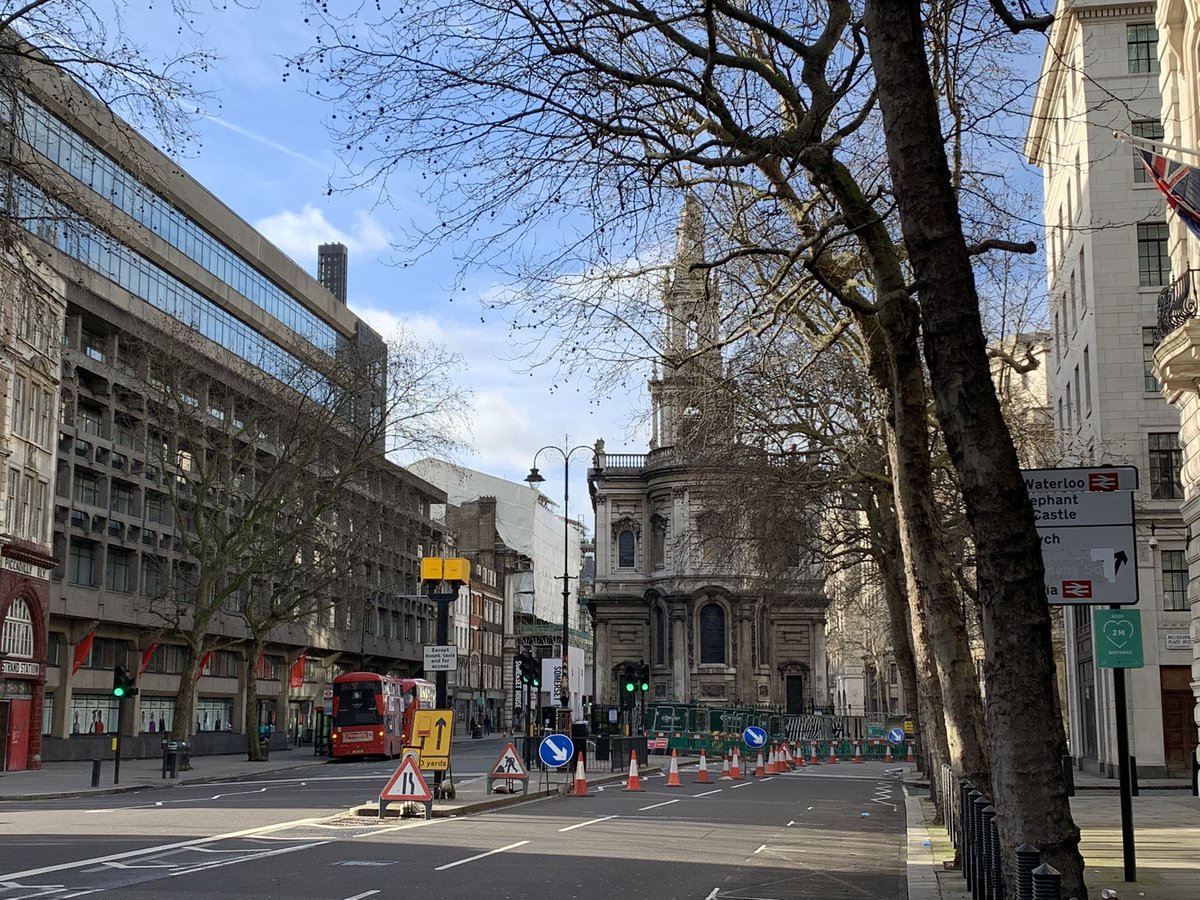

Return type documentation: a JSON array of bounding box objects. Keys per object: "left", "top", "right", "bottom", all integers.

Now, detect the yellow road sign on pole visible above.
[{"left": 407, "top": 709, "right": 455, "bottom": 771}]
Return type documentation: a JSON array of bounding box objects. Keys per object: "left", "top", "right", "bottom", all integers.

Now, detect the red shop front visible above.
[{"left": 1, "top": 546, "right": 52, "bottom": 771}]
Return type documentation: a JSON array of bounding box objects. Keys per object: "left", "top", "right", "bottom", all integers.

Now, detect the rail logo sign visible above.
[{"left": 1023, "top": 466, "right": 1139, "bottom": 606}]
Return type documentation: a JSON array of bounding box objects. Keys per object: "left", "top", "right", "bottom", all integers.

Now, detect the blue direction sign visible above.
[
  {"left": 538, "top": 733, "right": 575, "bottom": 768},
  {"left": 743, "top": 726, "right": 768, "bottom": 749},
  {"left": 887, "top": 727, "right": 905, "bottom": 745}
]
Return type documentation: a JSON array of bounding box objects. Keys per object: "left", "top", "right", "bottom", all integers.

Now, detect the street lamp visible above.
[{"left": 525, "top": 444, "right": 602, "bottom": 715}]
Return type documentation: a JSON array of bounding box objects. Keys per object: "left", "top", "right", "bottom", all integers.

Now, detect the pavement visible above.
[{"left": 3, "top": 747, "right": 1196, "bottom": 897}]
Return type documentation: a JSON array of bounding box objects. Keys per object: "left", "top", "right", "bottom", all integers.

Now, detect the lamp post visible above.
[{"left": 525, "top": 444, "right": 601, "bottom": 718}]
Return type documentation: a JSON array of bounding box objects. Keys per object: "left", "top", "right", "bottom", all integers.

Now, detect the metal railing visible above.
[{"left": 1158, "top": 268, "right": 1199, "bottom": 339}]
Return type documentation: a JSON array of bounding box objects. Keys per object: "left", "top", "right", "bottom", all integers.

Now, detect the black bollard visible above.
[
  {"left": 1031, "top": 863, "right": 1061, "bottom": 900},
  {"left": 986, "top": 808, "right": 1004, "bottom": 900},
  {"left": 981, "top": 806, "right": 995, "bottom": 900},
  {"left": 965, "top": 787, "right": 981, "bottom": 889},
  {"left": 1015, "top": 843, "right": 1041, "bottom": 900},
  {"left": 90, "top": 758, "right": 101, "bottom": 787},
  {"left": 972, "top": 793, "right": 990, "bottom": 900}
]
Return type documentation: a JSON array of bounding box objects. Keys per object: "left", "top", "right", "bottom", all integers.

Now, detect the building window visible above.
[
  {"left": 1161, "top": 549, "right": 1188, "bottom": 611},
  {"left": 1083, "top": 347, "right": 1091, "bottom": 414},
  {"left": 1143, "top": 327, "right": 1162, "bottom": 392},
  {"left": 1132, "top": 119, "right": 1164, "bottom": 182},
  {"left": 73, "top": 469, "right": 100, "bottom": 506},
  {"left": 1149, "top": 432, "right": 1184, "bottom": 499},
  {"left": 67, "top": 539, "right": 96, "bottom": 586},
  {"left": 699, "top": 602, "right": 726, "bottom": 665},
  {"left": 77, "top": 403, "right": 103, "bottom": 436},
  {"left": 106, "top": 548, "right": 132, "bottom": 593},
  {"left": 1, "top": 597, "right": 35, "bottom": 658},
  {"left": 9, "top": 374, "right": 25, "bottom": 436},
  {"left": 1137, "top": 222, "right": 1170, "bottom": 287},
  {"left": 617, "top": 529, "right": 636, "bottom": 568},
  {"left": 110, "top": 481, "right": 134, "bottom": 516},
  {"left": 1127, "top": 24, "right": 1160, "bottom": 74}
]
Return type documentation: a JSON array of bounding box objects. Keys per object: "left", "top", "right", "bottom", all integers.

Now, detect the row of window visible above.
[
  {"left": 1055, "top": 345, "right": 1092, "bottom": 433},
  {"left": 8, "top": 373, "right": 56, "bottom": 449},
  {"left": 4, "top": 468, "right": 51, "bottom": 546},
  {"left": 18, "top": 94, "right": 339, "bottom": 351}
]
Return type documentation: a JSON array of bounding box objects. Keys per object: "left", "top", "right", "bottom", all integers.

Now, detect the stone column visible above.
[{"left": 670, "top": 599, "right": 688, "bottom": 702}]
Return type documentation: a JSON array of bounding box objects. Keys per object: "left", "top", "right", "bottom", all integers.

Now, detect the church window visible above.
[
  {"left": 699, "top": 602, "right": 725, "bottom": 664},
  {"left": 617, "top": 529, "right": 636, "bottom": 568}
]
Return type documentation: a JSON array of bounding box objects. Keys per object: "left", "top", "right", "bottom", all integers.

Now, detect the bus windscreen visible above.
[{"left": 333, "top": 682, "right": 382, "bottom": 726}]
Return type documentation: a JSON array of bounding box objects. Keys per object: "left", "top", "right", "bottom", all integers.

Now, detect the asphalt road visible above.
[{"left": 0, "top": 761, "right": 908, "bottom": 900}]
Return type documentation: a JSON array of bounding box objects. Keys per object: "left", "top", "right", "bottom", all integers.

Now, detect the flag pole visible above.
[{"left": 1113, "top": 129, "right": 1200, "bottom": 160}]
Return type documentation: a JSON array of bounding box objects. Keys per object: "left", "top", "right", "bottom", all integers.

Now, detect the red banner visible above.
[
  {"left": 71, "top": 630, "right": 96, "bottom": 674},
  {"left": 195, "top": 650, "right": 214, "bottom": 681},
  {"left": 138, "top": 642, "right": 160, "bottom": 676},
  {"left": 289, "top": 655, "right": 305, "bottom": 689}
]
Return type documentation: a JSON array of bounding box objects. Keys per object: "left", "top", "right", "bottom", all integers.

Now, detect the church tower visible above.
[{"left": 649, "top": 193, "right": 726, "bottom": 450}]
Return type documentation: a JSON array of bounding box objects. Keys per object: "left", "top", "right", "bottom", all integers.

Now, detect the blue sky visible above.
[{"left": 123, "top": 2, "right": 650, "bottom": 529}]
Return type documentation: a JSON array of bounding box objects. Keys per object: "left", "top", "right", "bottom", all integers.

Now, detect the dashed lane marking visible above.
[{"left": 433, "top": 840, "right": 528, "bottom": 871}]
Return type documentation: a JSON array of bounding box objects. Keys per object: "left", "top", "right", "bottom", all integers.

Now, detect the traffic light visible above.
[
  {"left": 112, "top": 665, "right": 137, "bottom": 698},
  {"left": 518, "top": 652, "right": 540, "bottom": 688},
  {"left": 638, "top": 663, "right": 650, "bottom": 692},
  {"left": 622, "top": 662, "right": 637, "bottom": 693}
]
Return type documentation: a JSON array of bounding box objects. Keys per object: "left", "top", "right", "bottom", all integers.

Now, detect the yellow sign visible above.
[
  {"left": 420, "top": 557, "right": 471, "bottom": 583},
  {"left": 407, "top": 708, "right": 455, "bottom": 771},
  {"left": 903, "top": 719, "right": 914, "bottom": 736}
]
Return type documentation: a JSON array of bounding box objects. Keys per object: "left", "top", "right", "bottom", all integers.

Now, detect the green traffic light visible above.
[
  {"left": 624, "top": 682, "right": 634, "bottom": 692},
  {"left": 639, "top": 681, "right": 649, "bottom": 691},
  {"left": 113, "top": 685, "right": 126, "bottom": 698}
]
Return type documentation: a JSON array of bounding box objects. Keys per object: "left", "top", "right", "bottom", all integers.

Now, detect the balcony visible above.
[{"left": 1158, "top": 269, "right": 1199, "bottom": 339}]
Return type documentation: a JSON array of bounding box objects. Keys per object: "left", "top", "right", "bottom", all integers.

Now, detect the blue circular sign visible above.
[
  {"left": 887, "top": 727, "right": 905, "bottom": 745},
  {"left": 538, "top": 733, "right": 575, "bottom": 768},
  {"left": 742, "top": 726, "right": 768, "bottom": 749}
]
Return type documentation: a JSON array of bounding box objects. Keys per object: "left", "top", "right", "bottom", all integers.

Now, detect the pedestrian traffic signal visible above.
[
  {"left": 518, "top": 652, "right": 540, "bottom": 687},
  {"left": 638, "top": 663, "right": 650, "bottom": 692},
  {"left": 112, "top": 664, "right": 137, "bottom": 698}
]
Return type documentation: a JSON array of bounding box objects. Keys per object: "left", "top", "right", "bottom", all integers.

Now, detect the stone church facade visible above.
[{"left": 587, "top": 196, "right": 829, "bottom": 713}]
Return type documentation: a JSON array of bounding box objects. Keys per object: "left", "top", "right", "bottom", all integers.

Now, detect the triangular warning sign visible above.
[
  {"left": 380, "top": 754, "right": 433, "bottom": 802},
  {"left": 489, "top": 742, "right": 529, "bottom": 780}
]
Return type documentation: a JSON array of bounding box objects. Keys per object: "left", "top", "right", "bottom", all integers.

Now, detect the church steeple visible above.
[{"left": 649, "top": 192, "right": 725, "bottom": 451}]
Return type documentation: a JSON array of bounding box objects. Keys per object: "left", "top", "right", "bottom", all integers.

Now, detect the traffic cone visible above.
[
  {"left": 696, "top": 749, "right": 710, "bottom": 783},
  {"left": 854, "top": 741, "right": 864, "bottom": 764},
  {"left": 573, "top": 752, "right": 589, "bottom": 796},
  {"left": 721, "top": 753, "right": 731, "bottom": 779},
  {"left": 810, "top": 743, "right": 820, "bottom": 765},
  {"left": 905, "top": 741, "right": 915, "bottom": 762},
  {"left": 769, "top": 744, "right": 780, "bottom": 774},
  {"left": 730, "top": 747, "right": 742, "bottom": 780},
  {"left": 795, "top": 744, "right": 805, "bottom": 767},
  {"left": 786, "top": 742, "right": 797, "bottom": 769},
  {"left": 665, "top": 749, "right": 683, "bottom": 787},
  {"left": 885, "top": 743, "right": 894, "bottom": 763},
  {"left": 828, "top": 742, "right": 838, "bottom": 764},
  {"left": 624, "top": 749, "right": 644, "bottom": 791},
  {"left": 753, "top": 749, "right": 765, "bottom": 777}
]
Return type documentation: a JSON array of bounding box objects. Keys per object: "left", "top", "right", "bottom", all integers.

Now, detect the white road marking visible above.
[
  {"left": 753, "top": 844, "right": 766, "bottom": 854},
  {"left": 343, "top": 892, "right": 381, "bottom": 900},
  {"left": 694, "top": 789, "right": 723, "bottom": 797},
  {"left": 730, "top": 782, "right": 754, "bottom": 789},
  {"left": 433, "top": 840, "right": 528, "bottom": 871},
  {"left": 786, "top": 820, "right": 796, "bottom": 827},
  {"left": 638, "top": 799, "right": 679, "bottom": 811},
  {"left": 704, "top": 891, "right": 720, "bottom": 900},
  {"left": 168, "top": 841, "right": 330, "bottom": 877},
  {"left": 557, "top": 816, "right": 616, "bottom": 832},
  {"left": 0, "top": 816, "right": 324, "bottom": 880}
]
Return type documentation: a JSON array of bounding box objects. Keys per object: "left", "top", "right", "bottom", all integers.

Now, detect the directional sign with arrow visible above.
[
  {"left": 742, "top": 726, "right": 768, "bottom": 749},
  {"left": 538, "top": 733, "right": 575, "bottom": 769},
  {"left": 408, "top": 709, "right": 455, "bottom": 770}
]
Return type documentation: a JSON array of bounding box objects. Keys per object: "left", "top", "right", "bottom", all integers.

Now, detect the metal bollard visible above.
[
  {"left": 1031, "top": 863, "right": 1061, "bottom": 900},
  {"left": 1015, "top": 843, "right": 1041, "bottom": 900},
  {"left": 964, "top": 787, "right": 981, "bottom": 890},
  {"left": 90, "top": 758, "right": 101, "bottom": 787},
  {"left": 981, "top": 806, "right": 995, "bottom": 899},
  {"left": 972, "top": 793, "right": 990, "bottom": 900},
  {"left": 985, "top": 807, "right": 1004, "bottom": 900}
]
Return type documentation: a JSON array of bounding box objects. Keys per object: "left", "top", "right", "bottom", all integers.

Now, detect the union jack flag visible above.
[{"left": 1139, "top": 147, "right": 1200, "bottom": 240}]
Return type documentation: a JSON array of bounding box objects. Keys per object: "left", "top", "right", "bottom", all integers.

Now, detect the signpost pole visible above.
[{"left": 1111, "top": 615, "right": 1137, "bottom": 883}]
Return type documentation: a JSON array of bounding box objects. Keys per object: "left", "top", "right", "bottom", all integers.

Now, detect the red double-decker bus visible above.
[{"left": 329, "top": 672, "right": 435, "bottom": 760}]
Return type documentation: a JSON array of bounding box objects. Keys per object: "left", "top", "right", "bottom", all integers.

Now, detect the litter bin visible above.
[
  {"left": 161, "top": 740, "right": 180, "bottom": 778},
  {"left": 594, "top": 733, "right": 611, "bottom": 764}
]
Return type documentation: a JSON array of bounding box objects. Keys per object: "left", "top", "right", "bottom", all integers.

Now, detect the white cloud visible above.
[{"left": 253, "top": 205, "right": 392, "bottom": 269}]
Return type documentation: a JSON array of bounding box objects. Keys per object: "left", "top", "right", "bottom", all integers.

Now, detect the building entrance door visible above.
[
  {"left": 0, "top": 701, "right": 8, "bottom": 771},
  {"left": 1161, "top": 665, "right": 1194, "bottom": 776},
  {"left": 785, "top": 674, "right": 804, "bottom": 714}
]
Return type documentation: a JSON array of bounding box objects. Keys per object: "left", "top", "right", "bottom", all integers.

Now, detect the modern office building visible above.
[
  {"left": 0, "top": 33, "right": 446, "bottom": 769},
  {"left": 317, "top": 242, "right": 348, "bottom": 304},
  {"left": 1027, "top": 2, "right": 1194, "bottom": 776}
]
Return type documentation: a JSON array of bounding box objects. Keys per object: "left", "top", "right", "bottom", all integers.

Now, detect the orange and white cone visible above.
[
  {"left": 795, "top": 744, "right": 805, "bottom": 767},
  {"left": 753, "top": 749, "right": 765, "bottom": 777},
  {"left": 665, "top": 749, "right": 683, "bottom": 787},
  {"left": 624, "top": 750, "right": 644, "bottom": 791},
  {"left": 786, "top": 742, "right": 797, "bottom": 770},
  {"left": 768, "top": 745, "right": 779, "bottom": 774},
  {"left": 885, "top": 743, "right": 894, "bottom": 763},
  {"left": 574, "top": 752, "right": 589, "bottom": 796},
  {"left": 696, "top": 749, "right": 710, "bottom": 783},
  {"left": 721, "top": 753, "right": 731, "bottom": 779},
  {"left": 854, "top": 741, "right": 864, "bottom": 764},
  {"left": 730, "top": 747, "right": 742, "bottom": 780},
  {"left": 905, "top": 741, "right": 915, "bottom": 762},
  {"left": 810, "top": 743, "right": 820, "bottom": 765},
  {"left": 828, "top": 742, "right": 838, "bottom": 764}
]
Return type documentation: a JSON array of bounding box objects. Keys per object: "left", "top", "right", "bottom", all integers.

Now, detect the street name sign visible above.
[
  {"left": 538, "top": 733, "right": 575, "bottom": 768},
  {"left": 1023, "top": 466, "right": 1139, "bottom": 606},
  {"left": 423, "top": 644, "right": 458, "bottom": 671},
  {"left": 1094, "top": 609, "right": 1145, "bottom": 669}
]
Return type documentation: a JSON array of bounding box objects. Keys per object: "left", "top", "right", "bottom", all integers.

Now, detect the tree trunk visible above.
[
  {"left": 170, "top": 643, "right": 202, "bottom": 742},
  {"left": 245, "top": 642, "right": 265, "bottom": 761},
  {"left": 863, "top": 2, "right": 1085, "bottom": 895}
]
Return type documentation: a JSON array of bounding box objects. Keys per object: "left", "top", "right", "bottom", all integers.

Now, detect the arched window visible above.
[
  {"left": 699, "top": 602, "right": 725, "bottom": 664},
  {"left": 617, "top": 529, "right": 636, "bottom": 568},
  {"left": 653, "top": 605, "right": 666, "bottom": 666},
  {"left": 1, "top": 597, "right": 35, "bottom": 658}
]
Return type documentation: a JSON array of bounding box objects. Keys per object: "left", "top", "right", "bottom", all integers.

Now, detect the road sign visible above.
[
  {"left": 408, "top": 709, "right": 455, "bottom": 770},
  {"left": 538, "top": 733, "right": 574, "bottom": 768},
  {"left": 1095, "top": 609, "right": 1145, "bottom": 668},
  {"left": 887, "top": 727, "right": 905, "bottom": 745},
  {"left": 380, "top": 753, "right": 433, "bottom": 802},
  {"left": 489, "top": 743, "right": 529, "bottom": 780},
  {"left": 423, "top": 645, "right": 458, "bottom": 671},
  {"left": 742, "top": 726, "right": 768, "bottom": 749},
  {"left": 1024, "top": 466, "right": 1139, "bottom": 606}
]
